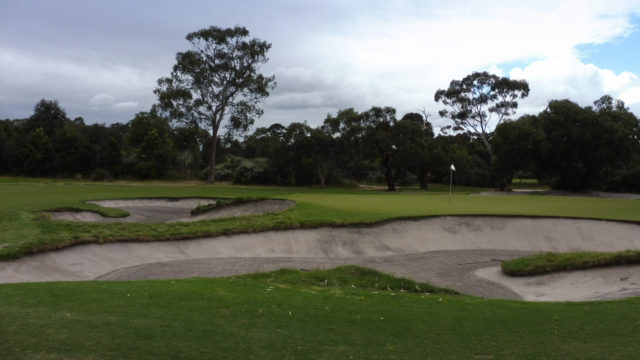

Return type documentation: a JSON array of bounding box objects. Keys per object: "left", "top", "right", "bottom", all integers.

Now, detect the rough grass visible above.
[
  {"left": 502, "top": 250, "right": 640, "bottom": 276},
  {"left": 1, "top": 178, "right": 639, "bottom": 259},
  {"left": 239, "top": 265, "right": 458, "bottom": 294},
  {"left": 2, "top": 267, "right": 640, "bottom": 360}
]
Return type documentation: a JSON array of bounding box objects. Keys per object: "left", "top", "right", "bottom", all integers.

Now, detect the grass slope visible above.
[
  {"left": 502, "top": 250, "right": 640, "bottom": 276},
  {"left": 1, "top": 179, "right": 639, "bottom": 259},
  {"left": 1, "top": 268, "right": 639, "bottom": 360}
]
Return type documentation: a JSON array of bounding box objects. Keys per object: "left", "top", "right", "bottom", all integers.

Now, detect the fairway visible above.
[{"left": 1, "top": 179, "right": 640, "bottom": 359}]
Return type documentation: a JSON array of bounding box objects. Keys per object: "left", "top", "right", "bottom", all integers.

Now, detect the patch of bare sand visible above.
[{"left": 476, "top": 265, "right": 640, "bottom": 301}]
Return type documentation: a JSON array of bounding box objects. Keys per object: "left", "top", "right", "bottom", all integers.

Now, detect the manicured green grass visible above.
[
  {"left": 502, "top": 250, "right": 640, "bottom": 276},
  {"left": 1, "top": 178, "right": 639, "bottom": 259},
  {"left": 2, "top": 268, "right": 640, "bottom": 359}
]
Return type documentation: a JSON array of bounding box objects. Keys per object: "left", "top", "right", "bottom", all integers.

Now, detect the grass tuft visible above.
[
  {"left": 236, "top": 265, "right": 458, "bottom": 294},
  {"left": 501, "top": 250, "right": 640, "bottom": 276}
]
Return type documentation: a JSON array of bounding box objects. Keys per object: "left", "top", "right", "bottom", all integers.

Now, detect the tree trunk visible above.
[
  {"left": 418, "top": 167, "right": 428, "bottom": 189},
  {"left": 207, "top": 134, "right": 218, "bottom": 183},
  {"left": 382, "top": 154, "right": 395, "bottom": 191},
  {"left": 481, "top": 135, "right": 494, "bottom": 162},
  {"left": 316, "top": 160, "right": 328, "bottom": 186}
]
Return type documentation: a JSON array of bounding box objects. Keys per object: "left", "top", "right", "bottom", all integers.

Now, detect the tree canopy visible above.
[
  {"left": 154, "top": 26, "right": 276, "bottom": 183},
  {"left": 434, "top": 71, "right": 530, "bottom": 158}
]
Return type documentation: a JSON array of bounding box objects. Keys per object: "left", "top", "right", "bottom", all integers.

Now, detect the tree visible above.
[
  {"left": 434, "top": 71, "right": 529, "bottom": 158},
  {"left": 394, "top": 112, "right": 435, "bottom": 189},
  {"left": 323, "top": 108, "right": 374, "bottom": 182},
  {"left": 493, "top": 115, "right": 544, "bottom": 188},
  {"left": 530, "top": 97, "right": 639, "bottom": 191},
  {"left": 24, "top": 99, "right": 69, "bottom": 137},
  {"left": 361, "top": 107, "right": 398, "bottom": 191},
  {"left": 126, "top": 112, "right": 174, "bottom": 179},
  {"left": 154, "top": 26, "right": 275, "bottom": 183}
]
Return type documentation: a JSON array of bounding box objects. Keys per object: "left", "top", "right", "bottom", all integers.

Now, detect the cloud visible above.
[
  {"left": 89, "top": 93, "right": 115, "bottom": 106},
  {"left": 510, "top": 55, "right": 640, "bottom": 114},
  {"left": 112, "top": 101, "right": 140, "bottom": 110},
  {"left": 0, "top": 47, "right": 157, "bottom": 122}
]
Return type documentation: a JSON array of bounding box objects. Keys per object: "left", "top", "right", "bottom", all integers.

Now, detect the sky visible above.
[{"left": 1, "top": 0, "right": 640, "bottom": 132}]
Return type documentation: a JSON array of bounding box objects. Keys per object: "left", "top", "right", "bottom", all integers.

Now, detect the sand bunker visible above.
[
  {"left": 1, "top": 216, "right": 639, "bottom": 302},
  {"left": 49, "top": 198, "right": 295, "bottom": 223}
]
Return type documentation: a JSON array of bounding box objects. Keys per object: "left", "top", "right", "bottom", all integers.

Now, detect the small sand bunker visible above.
[{"left": 49, "top": 198, "right": 295, "bottom": 223}]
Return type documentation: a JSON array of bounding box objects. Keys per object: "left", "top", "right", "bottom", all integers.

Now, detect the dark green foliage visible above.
[
  {"left": 23, "top": 99, "right": 68, "bottom": 137},
  {"left": 233, "top": 157, "right": 270, "bottom": 184},
  {"left": 493, "top": 115, "right": 544, "bottom": 188},
  {"left": 502, "top": 250, "right": 640, "bottom": 276},
  {"left": 126, "top": 112, "right": 174, "bottom": 179},
  {"left": 19, "top": 128, "right": 54, "bottom": 175},
  {"left": 493, "top": 96, "right": 640, "bottom": 192},
  {"left": 429, "top": 134, "right": 493, "bottom": 187},
  {"left": 394, "top": 112, "right": 435, "bottom": 189}
]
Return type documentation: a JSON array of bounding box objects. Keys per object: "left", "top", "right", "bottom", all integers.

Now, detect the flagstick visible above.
[{"left": 449, "top": 168, "right": 452, "bottom": 205}]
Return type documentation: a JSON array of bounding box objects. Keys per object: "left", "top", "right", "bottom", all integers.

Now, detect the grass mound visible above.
[
  {"left": 46, "top": 204, "right": 129, "bottom": 218},
  {"left": 501, "top": 250, "right": 640, "bottom": 276},
  {"left": 190, "top": 197, "right": 263, "bottom": 215},
  {"left": 237, "top": 265, "right": 458, "bottom": 294}
]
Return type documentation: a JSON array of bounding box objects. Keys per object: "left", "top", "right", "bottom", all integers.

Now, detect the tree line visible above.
[{"left": 2, "top": 93, "right": 638, "bottom": 193}]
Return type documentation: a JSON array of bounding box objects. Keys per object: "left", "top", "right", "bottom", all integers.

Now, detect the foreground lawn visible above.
[
  {"left": 1, "top": 178, "right": 639, "bottom": 259},
  {"left": 1, "top": 268, "right": 639, "bottom": 359}
]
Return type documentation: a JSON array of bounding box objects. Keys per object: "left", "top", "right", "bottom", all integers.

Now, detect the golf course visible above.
[{"left": 2, "top": 178, "right": 640, "bottom": 359}]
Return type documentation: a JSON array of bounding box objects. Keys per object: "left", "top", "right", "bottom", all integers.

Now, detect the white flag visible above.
[{"left": 450, "top": 164, "right": 456, "bottom": 171}]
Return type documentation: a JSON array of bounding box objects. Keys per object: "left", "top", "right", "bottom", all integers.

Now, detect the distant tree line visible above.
[
  {"left": 3, "top": 93, "right": 637, "bottom": 192},
  {"left": 494, "top": 95, "right": 640, "bottom": 192}
]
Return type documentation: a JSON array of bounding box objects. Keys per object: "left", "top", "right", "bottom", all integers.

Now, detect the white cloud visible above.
[
  {"left": 112, "top": 101, "right": 139, "bottom": 110},
  {"left": 510, "top": 55, "right": 640, "bottom": 114},
  {"left": 620, "top": 87, "right": 640, "bottom": 104},
  {"left": 89, "top": 93, "right": 115, "bottom": 106}
]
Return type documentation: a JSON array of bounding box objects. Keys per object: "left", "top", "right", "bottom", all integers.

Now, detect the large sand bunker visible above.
[
  {"left": 1, "top": 216, "right": 639, "bottom": 302},
  {"left": 49, "top": 198, "right": 295, "bottom": 223}
]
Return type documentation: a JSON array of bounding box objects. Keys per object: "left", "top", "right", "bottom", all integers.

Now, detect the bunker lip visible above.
[
  {"left": 48, "top": 198, "right": 295, "bottom": 223},
  {"left": 1, "top": 216, "right": 639, "bottom": 302},
  {"left": 476, "top": 190, "right": 640, "bottom": 199}
]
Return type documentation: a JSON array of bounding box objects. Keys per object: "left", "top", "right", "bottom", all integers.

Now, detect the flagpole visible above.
[{"left": 449, "top": 167, "right": 452, "bottom": 205}]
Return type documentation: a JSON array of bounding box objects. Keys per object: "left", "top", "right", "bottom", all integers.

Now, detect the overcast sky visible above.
[{"left": 1, "top": 0, "right": 640, "bottom": 132}]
